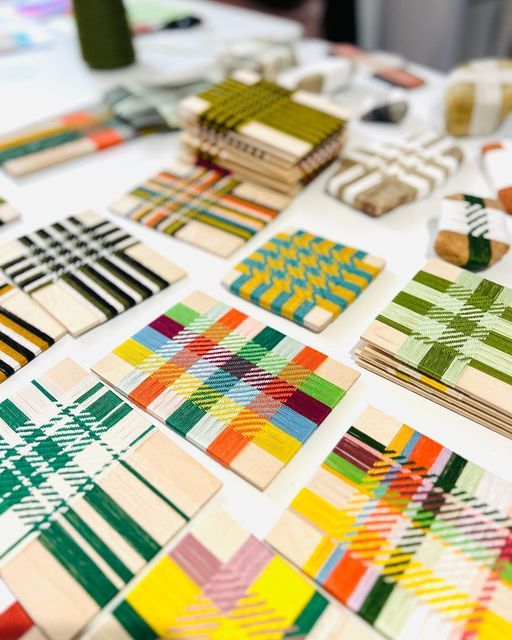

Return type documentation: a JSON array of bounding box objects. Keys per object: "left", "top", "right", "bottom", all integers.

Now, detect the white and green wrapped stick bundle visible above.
[{"left": 435, "top": 194, "right": 510, "bottom": 271}]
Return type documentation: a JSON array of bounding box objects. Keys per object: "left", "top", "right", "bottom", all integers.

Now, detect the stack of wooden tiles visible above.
[{"left": 179, "top": 73, "right": 348, "bottom": 195}]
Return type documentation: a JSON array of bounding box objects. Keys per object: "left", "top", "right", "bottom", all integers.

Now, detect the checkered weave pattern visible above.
[
  {"left": 223, "top": 229, "right": 384, "bottom": 332},
  {"left": 92, "top": 292, "right": 359, "bottom": 489},
  {"left": 110, "top": 163, "right": 288, "bottom": 257},
  {"left": 267, "top": 406, "right": 512, "bottom": 640},
  {"left": 0, "top": 362, "right": 154, "bottom": 560},
  {"left": 378, "top": 266, "right": 512, "bottom": 386}
]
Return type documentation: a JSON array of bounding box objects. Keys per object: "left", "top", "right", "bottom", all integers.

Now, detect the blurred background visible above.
[{"left": 212, "top": 0, "right": 512, "bottom": 70}]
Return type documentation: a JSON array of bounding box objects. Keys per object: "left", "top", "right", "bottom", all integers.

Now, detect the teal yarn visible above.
[{"left": 73, "top": 0, "right": 135, "bottom": 70}]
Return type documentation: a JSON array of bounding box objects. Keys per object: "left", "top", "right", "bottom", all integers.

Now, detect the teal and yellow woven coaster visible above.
[
  {"left": 356, "top": 258, "right": 512, "bottom": 437},
  {"left": 222, "top": 228, "right": 385, "bottom": 332}
]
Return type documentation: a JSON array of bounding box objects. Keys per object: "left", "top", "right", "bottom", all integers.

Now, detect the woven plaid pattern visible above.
[
  {"left": 89, "top": 510, "right": 371, "bottom": 640},
  {"left": 92, "top": 291, "right": 359, "bottom": 489},
  {"left": 0, "top": 359, "right": 220, "bottom": 640},
  {"left": 223, "top": 229, "right": 384, "bottom": 332},
  {"left": 0, "top": 197, "right": 20, "bottom": 227},
  {"left": 111, "top": 163, "right": 288, "bottom": 257},
  {"left": 378, "top": 264, "right": 512, "bottom": 386},
  {"left": 0, "top": 359, "right": 155, "bottom": 559},
  {"left": 0, "top": 210, "right": 185, "bottom": 336},
  {"left": 267, "top": 406, "right": 512, "bottom": 640}
]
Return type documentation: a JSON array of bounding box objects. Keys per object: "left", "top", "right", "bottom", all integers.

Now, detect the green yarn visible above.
[{"left": 73, "top": 0, "right": 135, "bottom": 70}]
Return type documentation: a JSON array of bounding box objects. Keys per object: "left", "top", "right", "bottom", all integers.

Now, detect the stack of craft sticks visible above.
[
  {"left": 179, "top": 73, "right": 348, "bottom": 195},
  {"left": 355, "top": 259, "right": 512, "bottom": 437}
]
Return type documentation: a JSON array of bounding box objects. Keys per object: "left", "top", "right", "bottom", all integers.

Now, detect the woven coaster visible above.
[
  {"left": 327, "top": 132, "right": 464, "bottom": 216},
  {"left": 0, "top": 211, "right": 186, "bottom": 336},
  {"left": 446, "top": 59, "right": 512, "bottom": 136},
  {"left": 434, "top": 194, "right": 510, "bottom": 271},
  {"left": 92, "top": 291, "right": 359, "bottom": 489},
  {"left": 355, "top": 258, "right": 512, "bottom": 437},
  {"left": 0, "top": 278, "right": 66, "bottom": 383},
  {"left": 0, "top": 359, "right": 221, "bottom": 640},
  {"left": 482, "top": 141, "right": 512, "bottom": 214},
  {"left": 180, "top": 75, "right": 347, "bottom": 195},
  {"left": 222, "top": 228, "right": 385, "bottom": 332},
  {"left": 110, "top": 161, "right": 290, "bottom": 257},
  {"left": 0, "top": 197, "right": 21, "bottom": 227},
  {"left": 267, "top": 405, "right": 512, "bottom": 640},
  {"left": 0, "top": 579, "right": 39, "bottom": 640},
  {"left": 87, "top": 509, "right": 374, "bottom": 640}
]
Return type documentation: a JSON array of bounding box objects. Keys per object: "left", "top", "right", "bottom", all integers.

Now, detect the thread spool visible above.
[{"left": 72, "top": 0, "right": 135, "bottom": 70}]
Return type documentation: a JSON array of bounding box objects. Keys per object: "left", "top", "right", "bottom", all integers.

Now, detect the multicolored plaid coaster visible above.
[
  {"left": 180, "top": 75, "right": 347, "bottom": 195},
  {"left": 0, "top": 580, "right": 39, "bottom": 640},
  {"left": 0, "top": 211, "right": 186, "bottom": 336},
  {"left": 110, "top": 161, "right": 290, "bottom": 257},
  {"left": 327, "top": 132, "right": 464, "bottom": 216},
  {"left": 92, "top": 291, "right": 359, "bottom": 489},
  {"left": 0, "top": 359, "right": 221, "bottom": 640},
  {"left": 267, "top": 406, "right": 512, "bottom": 640},
  {"left": 355, "top": 259, "right": 512, "bottom": 437},
  {"left": 222, "top": 228, "right": 385, "bottom": 332},
  {"left": 0, "top": 278, "right": 66, "bottom": 383},
  {"left": 88, "top": 509, "right": 374, "bottom": 640},
  {"left": 0, "top": 197, "right": 20, "bottom": 227}
]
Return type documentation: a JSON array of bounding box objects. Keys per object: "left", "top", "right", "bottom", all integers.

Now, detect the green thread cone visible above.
[{"left": 73, "top": 0, "right": 135, "bottom": 70}]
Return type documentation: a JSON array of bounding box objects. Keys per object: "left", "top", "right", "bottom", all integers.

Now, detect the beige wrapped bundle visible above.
[{"left": 445, "top": 58, "right": 512, "bottom": 136}]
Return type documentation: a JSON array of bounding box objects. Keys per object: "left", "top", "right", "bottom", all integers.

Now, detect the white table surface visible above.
[{"left": 1, "top": 2, "right": 512, "bottom": 636}]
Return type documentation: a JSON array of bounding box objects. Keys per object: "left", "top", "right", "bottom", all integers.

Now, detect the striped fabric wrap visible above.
[
  {"left": 92, "top": 291, "right": 359, "bottom": 490},
  {"left": 110, "top": 161, "right": 290, "bottom": 258},
  {"left": 0, "top": 359, "right": 221, "bottom": 640},
  {"left": 267, "top": 406, "right": 512, "bottom": 640},
  {"left": 180, "top": 75, "right": 348, "bottom": 195},
  {"left": 356, "top": 259, "right": 512, "bottom": 437},
  {"left": 88, "top": 509, "right": 372, "bottom": 640},
  {"left": 327, "top": 132, "right": 464, "bottom": 216},
  {"left": 222, "top": 228, "right": 385, "bottom": 332},
  {"left": 0, "top": 579, "right": 39, "bottom": 640},
  {"left": 0, "top": 197, "right": 21, "bottom": 227},
  {"left": 435, "top": 194, "right": 510, "bottom": 271},
  {"left": 0, "top": 210, "right": 186, "bottom": 336},
  {"left": 445, "top": 59, "right": 512, "bottom": 137},
  {"left": 482, "top": 141, "right": 512, "bottom": 214},
  {"left": 0, "top": 278, "right": 65, "bottom": 383}
]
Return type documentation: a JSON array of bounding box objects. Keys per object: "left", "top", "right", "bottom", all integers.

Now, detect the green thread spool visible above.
[{"left": 73, "top": 0, "right": 135, "bottom": 70}]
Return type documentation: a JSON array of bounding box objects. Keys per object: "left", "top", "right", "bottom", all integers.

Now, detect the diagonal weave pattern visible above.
[
  {"left": 223, "top": 229, "right": 384, "bottom": 332},
  {"left": 267, "top": 406, "right": 512, "bottom": 640},
  {"left": 92, "top": 291, "right": 359, "bottom": 489},
  {"left": 87, "top": 510, "right": 369, "bottom": 640}
]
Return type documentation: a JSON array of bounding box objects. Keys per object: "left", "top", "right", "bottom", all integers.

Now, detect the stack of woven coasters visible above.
[
  {"left": 434, "top": 193, "right": 510, "bottom": 271},
  {"left": 445, "top": 58, "right": 512, "bottom": 136},
  {"left": 355, "top": 258, "right": 512, "bottom": 437},
  {"left": 482, "top": 141, "right": 512, "bottom": 213},
  {"left": 179, "top": 73, "right": 348, "bottom": 195},
  {"left": 326, "top": 132, "right": 464, "bottom": 216}
]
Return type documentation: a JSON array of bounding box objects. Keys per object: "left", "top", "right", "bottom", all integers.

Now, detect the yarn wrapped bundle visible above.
[
  {"left": 434, "top": 194, "right": 510, "bottom": 271},
  {"left": 445, "top": 58, "right": 512, "bottom": 136},
  {"left": 72, "top": 0, "right": 135, "bottom": 69}
]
